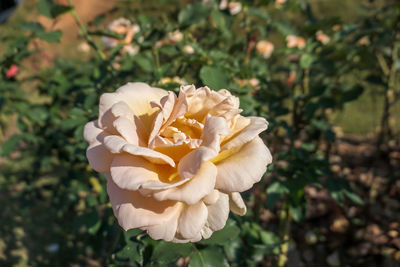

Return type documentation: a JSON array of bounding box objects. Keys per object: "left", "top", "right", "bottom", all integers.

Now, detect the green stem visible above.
[
  {"left": 388, "top": 35, "right": 399, "bottom": 94},
  {"left": 66, "top": 0, "right": 106, "bottom": 61},
  {"left": 153, "top": 47, "right": 161, "bottom": 80},
  {"left": 278, "top": 200, "right": 291, "bottom": 267},
  {"left": 303, "top": 68, "right": 310, "bottom": 95},
  {"left": 377, "top": 35, "right": 399, "bottom": 147}
]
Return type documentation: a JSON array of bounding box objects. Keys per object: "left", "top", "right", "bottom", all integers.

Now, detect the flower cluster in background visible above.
[{"left": 102, "top": 18, "right": 141, "bottom": 55}]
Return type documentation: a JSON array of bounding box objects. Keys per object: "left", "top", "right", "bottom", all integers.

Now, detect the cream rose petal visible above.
[
  {"left": 149, "top": 90, "right": 189, "bottom": 146},
  {"left": 111, "top": 101, "right": 149, "bottom": 143},
  {"left": 83, "top": 120, "right": 102, "bottom": 142},
  {"left": 84, "top": 121, "right": 113, "bottom": 172},
  {"left": 151, "top": 161, "right": 217, "bottom": 205},
  {"left": 162, "top": 89, "right": 188, "bottom": 130},
  {"left": 222, "top": 116, "right": 268, "bottom": 150},
  {"left": 201, "top": 226, "right": 213, "bottom": 239},
  {"left": 202, "top": 189, "right": 220, "bottom": 205},
  {"left": 178, "top": 146, "right": 217, "bottom": 180},
  {"left": 113, "top": 117, "right": 140, "bottom": 145},
  {"left": 201, "top": 116, "right": 230, "bottom": 151},
  {"left": 106, "top": 175, "right": 181, "bottom": 230},
  {"left": 177, "top": 116, "right": 230, "bottom": 179},
  {"left": 229, "top": 192, "right": 247, "bottom": 216},
  {"left": 86, "top": 141, "right": 113, "bottom": 173},
  {"left": 178, "top": 201, "right": 208, "bottom": 239},
  {"left": 103, "top": 135, "right": 175, "bottom": 166},
  {"left": 215, "top": 137, "right": 272, "bottom": 192},
  {"left": 184, "top": 86, "right": 232, "bottom": 122},
  {"left": 148, "top": 111, "right": 164, "bottom": 147},
  {"left": 201, "top": 192, "right": 230, "bottom": 239},
  {"left": 99, "top": 82, "right": 168, "bottom": 130},
  {"left": 144, "top": 204, "right": 181, "bottom": 241},
  {"left": 110, "top": 154, "right": 188, "bottom": 191},
  {"left": 110, "top": 101, "right": 134, "bottom": 120},
  {"left": 205, "top": 192, "right": 229, "bottom": 231},
  {"left": 172, "top": 233, "right": 202, "bottom": 243}
]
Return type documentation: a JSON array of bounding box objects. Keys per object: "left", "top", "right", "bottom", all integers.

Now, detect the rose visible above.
[
  {"left": 227, "top": 2, "right": 242, "bottom": 15},
  {"left": 275, "top": 0, "right": 287, "bottom": 7},
  {"left": 167, "top": 30, "right": 183, "bottom": 44},
  {"left": 256, "top": 40, "right": 275, "bottom": 59},
  {"left": 102, "top": 18, "right": 140, "bottom": 55},
  {"left": 316, "top": 30, "right": 330, "bottom": 45},
  {"left": 286, "top": 35, "right": 306, "bottom": 49},
  {"left": 183, "top": 45, "right": 195, "bottom": 54},
  {"left": 84, "top": 82, "right": 272, "bottom": 242},
  {"left": 219, "top": 0, "right": 242, "bottom": 15}
]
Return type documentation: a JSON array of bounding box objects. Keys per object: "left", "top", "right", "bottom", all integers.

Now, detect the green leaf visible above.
[
  {"left": 1, "top": 134, "right": 23, "bottom": 156},
  {"left": 342, "top": 85, "right": 364, "bottom": 103},
  {"left": 200, "top": 224, "right": 240, "bottom": 245},
  {"left": 300, "top": 54, "right": 315, "bottom": 68},
  {"left": 152, "top": 242, "right": 192, "bottom": 264},
  {"left": 259, "top": 230, "right": 280, "bottom": 254},
  {"left": 115, "top": 241, "right": 143, "bottom": 265},
  {"left": 223, "top": 238, "right": 243, "bottom": 262},
  {"left": 200, "top": 66, "right": 229, "bottom": 90},
  {"left": 37, "top": 0, "right": 71, "bottom": 18},
  {"left": 210, "top": 10, "right": 231, "bottom": 37},
  {"left": 134, "top": 54, "right": 153, "bottom": 73},
  {"left": 36, "top": 30, "right": 63, "bottom": 43},
  {"left": 179, "top": 2, "right": 211, "bottom": 27},
  {"left": 61, "top": 116, "right": 87, "bottom": 130},
  {"left": 159, "top": 45, "right": 178, "bottom": 56},
  {"left": 344, "top": 190, "right": 364, "bottom": 205},
  {"left": 266, "top": 193, "right": 281, "bottom": 209},
  {"left": 266, "top": 179, "right": 289, "bottom": 208},
  {"left": 27, "top": 107, "right": 48, "bottom": 123},
  {"left": 20, "top": 22, "right": 44, "bottom": 33},
  {"left": 247, "top": 8, "right": 271, "bottom": 22},
  {"left": 189, "top": 248, "right": 229, "bottom": 267},
  {"left": 51, "top": 4, "right": 72, "bottom": 18},
  {"left": 260, "top": 230, "right": 279, "bottom": 246},
  {"left": 290, "top": 203, "right": 306, "bottom": 222},
  {"left": 272, "top": 21, "right": 296, "bottom": 35},
  {"left": 301, "top": 143, "right": 315, "bottom": 152},
  {"left": 326, "top": 177, "right": 364, "bottom": 205},
  {"left": 73, "top": 210, "right": 101, "bottom": 235},
  {"left": 37, "top": 0, "right": 53, "bottom": 18}
]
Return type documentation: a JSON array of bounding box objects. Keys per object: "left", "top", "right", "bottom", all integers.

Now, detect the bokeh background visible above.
[{"left": 0, "top": 0, "right": 399, "bottom": 266}]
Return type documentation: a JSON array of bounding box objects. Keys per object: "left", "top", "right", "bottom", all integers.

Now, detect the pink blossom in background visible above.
[{"left": 6, "top": 65, "right": 18, "bottom": 79}]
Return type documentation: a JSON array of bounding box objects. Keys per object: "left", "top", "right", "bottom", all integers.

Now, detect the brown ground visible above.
[{"left": 38, "top": 0, "right": 116, "bottom": 42}]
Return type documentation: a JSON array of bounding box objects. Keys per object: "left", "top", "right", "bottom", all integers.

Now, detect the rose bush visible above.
[{"left": 84, "top": 82, "right": 272, "bottom": 242}]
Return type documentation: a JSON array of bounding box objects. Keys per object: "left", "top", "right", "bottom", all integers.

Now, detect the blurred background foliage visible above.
[{"left": 0, "top": 0, "right": 399, "bottom": 266}]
